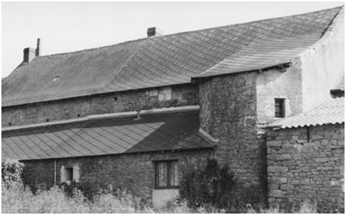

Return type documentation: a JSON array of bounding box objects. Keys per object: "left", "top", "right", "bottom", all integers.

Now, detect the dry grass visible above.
[
  {"left": 2, "top": 181, "right": 189, "bottom": 213},
  {"left": 2, "top": 181, "right": 340, "bottom": 213}
]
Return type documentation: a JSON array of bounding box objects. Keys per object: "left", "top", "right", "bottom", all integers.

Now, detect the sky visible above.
[{"left": 1, "top": 1, "right": 344, "bottom": 78}]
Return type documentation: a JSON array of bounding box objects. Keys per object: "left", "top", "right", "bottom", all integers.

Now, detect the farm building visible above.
[
  {"left": 2, "top": 6, "right": 344, "bottom": 207},
  {"left": 267, "top": 97, "right": 344, "bottom": 206}
]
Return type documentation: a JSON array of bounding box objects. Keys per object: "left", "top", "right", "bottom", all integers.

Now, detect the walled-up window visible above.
[
  {"left": 155, "top": 160, "right": 179, "bottom": 189},
  {"left": 275, "top": 98, "right": 285, "bottom": 118}
]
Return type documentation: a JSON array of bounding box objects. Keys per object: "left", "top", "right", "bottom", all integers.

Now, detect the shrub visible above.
[
  {"left": 2, "top": 158, "right": 24, "bottom": 185},
  {"left": 179, "top": 158, "right": 237, "bottom": 210},
  {"left": 179, "top": 158, "right": 267, "bottom": 212}
]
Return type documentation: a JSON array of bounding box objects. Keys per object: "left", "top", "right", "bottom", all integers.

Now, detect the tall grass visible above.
[
  {"left": 2, "top": 181, "right": 190, "bottom": 213},
  {"left": 3, "top": 181, "right": 339, "bottom": 213}
]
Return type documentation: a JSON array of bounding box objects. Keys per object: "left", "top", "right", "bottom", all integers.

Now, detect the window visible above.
[
  {"left": 60, "top": 165, "right": 79, "bottom": 184},
  {"left": 275, "top": 98, "right": 285, "bottom": 118},
  {"left": 149, "top": 87, "right": 172, "bottom": 101},
  {"left": 155, "top": 160, "right": 179, "bottom": 189}
]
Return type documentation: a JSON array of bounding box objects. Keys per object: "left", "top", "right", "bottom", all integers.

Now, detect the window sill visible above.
[{"left": 154, "top": 187, "right": 179, "bottom": 190}]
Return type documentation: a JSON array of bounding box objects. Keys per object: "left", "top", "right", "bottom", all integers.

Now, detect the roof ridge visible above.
[
  {"left": 151, "top": 6, "right": 344, "bottom": 40},
  {"left": 34, "top": 37, "right": 148, "bottom": 59},
  {"left": 30, "top": 6, "right": 343, "bottom": 60}
]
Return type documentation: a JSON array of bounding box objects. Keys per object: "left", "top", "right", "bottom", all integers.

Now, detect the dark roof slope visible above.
[
  {"left": 2, "top": 111, "right": 213, "bottom": 161},
  {"left": 2, "top": 6, "right": 343, "bottom": 107},
  {"left": 268, "top": 97, "right": 344, "bottom": 128}
]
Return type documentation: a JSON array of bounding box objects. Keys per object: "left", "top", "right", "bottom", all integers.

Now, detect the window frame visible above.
[
  {"left": 154, "top": 160, "right": 179, "bottom": 189},
  {"left": 275, "top": 98, "right": 285, "bottom": 118}
]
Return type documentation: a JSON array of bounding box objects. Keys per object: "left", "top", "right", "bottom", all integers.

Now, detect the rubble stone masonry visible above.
[
  {"left": 199, "top": 72, "right": 267, "bottom": 188},
  {"left": 267, "top": 124, "right": 344, "bottom": 207},
  {"left": 22, "top": 149, "right": 213, "bottom": 205},
  {"left": 2, "top": 84, "right": 198, "bottom": 127}
]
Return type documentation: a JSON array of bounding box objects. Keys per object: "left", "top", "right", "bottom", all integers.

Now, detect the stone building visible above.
[
  {"left": 267, "top": 97, "right": 344, "bottom": 207},
  {"left": 2, "top": 6, "right": 344, "bottom": 207}
]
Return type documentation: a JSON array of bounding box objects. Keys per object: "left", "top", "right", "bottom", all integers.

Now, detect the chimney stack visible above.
[
  {"left": 147, "top": 27, "right": 164, "bottom": 37},
  {"left": 36, "top": 38, "right": 41, "bottom": 56},
  {"left": 23, "top": 48, "right": 36, "bottom": 63},
  {"left": 23, "top": 38, "right": 40, "bottom": 63}
]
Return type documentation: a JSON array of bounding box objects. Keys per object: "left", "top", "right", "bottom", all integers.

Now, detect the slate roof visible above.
[
  {"left": 2, "top": 6, "right": 343, "bottom": 107},
  {"left": 268, "top": 97, "right": 344, "bottom": 128},
  {"left": 2, "top": 111, "right": 213, "bottom": 161}
]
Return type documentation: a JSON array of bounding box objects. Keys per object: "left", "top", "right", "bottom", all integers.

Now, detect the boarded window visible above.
[
  {"left": 155, "top": 160, "right": 179, "bottom": 189},
  {"left": 275, "top": 98, "right": 285, "bottom": 118}
]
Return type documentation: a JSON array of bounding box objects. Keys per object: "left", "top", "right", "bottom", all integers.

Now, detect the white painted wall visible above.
[
  {"left": 299, "top": 10, "right": 344, "bottom": 111},
  {"left": 152, "top": 189, "right": 179, "bottom": 208}
]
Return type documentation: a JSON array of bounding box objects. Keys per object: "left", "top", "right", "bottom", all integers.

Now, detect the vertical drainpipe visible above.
[
  {"left": 54, "top": 160, "right": 57, "bottom": 185},
  {"left": 307, "top": 126, "right": 310, "bottom": 143}
]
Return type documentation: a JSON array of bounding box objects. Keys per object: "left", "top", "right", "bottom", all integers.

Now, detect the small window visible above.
[
  {"left": 157, "top": 87, "right": 172, "bottom": 101},
  {"left": 155, "top": 160, "right": 179, "bottom": 189},
  {"left": 275, "top": 98, "right": 285, "bottom": 118}
]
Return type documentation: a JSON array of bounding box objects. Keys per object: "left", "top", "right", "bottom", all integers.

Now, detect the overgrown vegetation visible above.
[
  {"left": 2, "top": 158, "right": 24, "bottom": 185},
  {"left": 2, "top": 158, "right": 343, "bottom": 213},
  {"left": 179, "top": 158, "right": 266, "bottom": 212}
]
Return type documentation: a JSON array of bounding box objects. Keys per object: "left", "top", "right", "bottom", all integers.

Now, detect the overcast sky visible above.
[{"left": 2, "top": 1, "right": 344, "bottom": 78}]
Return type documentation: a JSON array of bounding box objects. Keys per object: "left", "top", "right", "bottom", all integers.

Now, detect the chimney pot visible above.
[
  {"left": 23, "top": 48, "right": 36, "bottom": 63},
  {"left": 147, "top": 27, "right": 164, "bottom": 37},
  {"left": 36, "top": 38, "right": 41, "bottom": 56}
]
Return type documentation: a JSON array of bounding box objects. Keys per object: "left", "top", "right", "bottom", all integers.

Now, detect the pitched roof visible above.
[
  {"left": 2, "top": 110, "right": 213, "bottom": 161},
  {"left": 268, "top": 97, "right": 344, "bottom": 128},
  {"left": 2, "top": 6, "right": 343, "bottom": 107}
]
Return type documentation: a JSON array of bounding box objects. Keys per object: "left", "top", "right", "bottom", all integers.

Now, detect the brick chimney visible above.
[
  {"left": 35, "top": 38, "right": 41, "bottom": 56},
  {"left": 23, "top": 48, "right": 36, "bottom": 63},
  {"left": 147, "top": 27, "right": 164, "bottom": 37}
]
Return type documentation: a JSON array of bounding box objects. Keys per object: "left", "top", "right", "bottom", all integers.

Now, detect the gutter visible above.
[{"left": 2, "top": 105, "right": 200, "bottom": 132}]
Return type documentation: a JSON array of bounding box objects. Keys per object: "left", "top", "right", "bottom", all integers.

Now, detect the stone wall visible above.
[
  {"left": 22, "top": 149, "right": 212, "bottom": 205},
  {"left": 199, "top": 72, "right": 267, "bottom": 188},
  {"left": 267, "top": 124, "right": 344, "bottom": 207},
  {"left": 2, "top": 84, "right": 198, "bottom": 127}
]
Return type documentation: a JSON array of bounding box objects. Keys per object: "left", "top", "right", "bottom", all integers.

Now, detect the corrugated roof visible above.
[
  {"left": 268, "top": 97, "right": 344, "bottom": 128},
  {"left": 2, "top": 111, "right": 214, "bottom": 161},
  {"left": 2, "top": 6, "right": 343, "bottom": 107}
]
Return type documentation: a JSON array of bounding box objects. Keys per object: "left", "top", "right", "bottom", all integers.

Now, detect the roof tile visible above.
[
  {"left": 2, "top": 111, "right": 213, "bottom": 160},
  {"left": 2, "top": 6, "right": 343, "bottom": 106}
]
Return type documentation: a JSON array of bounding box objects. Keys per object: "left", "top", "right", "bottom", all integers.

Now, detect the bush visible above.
[
  {"left": 2, "top": 159, "right": 24, "bottom": 185},
  {"left": 179, "top": 158, "right": 267, "bottom": 212},
  {"left": 179, "top": 158, "right": 236, "bottom": 210}
]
